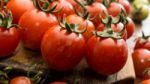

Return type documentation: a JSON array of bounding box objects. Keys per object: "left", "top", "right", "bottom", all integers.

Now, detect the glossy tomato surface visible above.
[
  {"left": 7, "top": 0, "right": 35, "bottom": 23},
  {"left": 0, "top": 27, "right": 20, "bottom": 57},
  {"left": 132, "top": 49, "right": 150, "bottom": 77},
  {"left": 41, "top": 25, "right": 85, "bottom": 71},
  {"left": 19, "top": 9, "right": 58, "bottom": 50},
  {"left": 86, "top": 36, "right": 128, "bottom": 75}
]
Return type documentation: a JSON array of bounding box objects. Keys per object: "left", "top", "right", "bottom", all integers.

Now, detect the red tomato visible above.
[
  {"left": 125, "top": 17, "right": 135, "bottom": 38},
  {"left": 41, "top": 25, "right": 85, "bottom": 71},
  {"left": 49, "top": 0, "right": 74, "bottom": 19},
  {"left": 50, "top": 82, "right": 67, "bottom": 84},
  {"left": 118, "top": 0, "right": 131, "bottom": 15},
  {"left": 134, "top": 37, "right": 150, "bottom": 50},
  {"left": 66, "top": 14, "right": 95, "bottom": 42},
  {"left": 6, "top": 0, "right": 35, "bottom": 24},
  {"left": 107, "top": 2, "right": 125, "bottom": 17},
  {"left": 66, "top": 0, "right": 79, "bottom": 8},
  {"left": 86, "top": 36, "right": 128, "bottom": 75},
  {"left": 85, "top": 2, "right": 107, "bottom": 27},
  {"left": 19, "top": 9, "right": 58, "bottom": 50},
  {"left": 9, "top": 76, "right": 32, "bottom": 84},
  {"left": 141, "top": 79, "right": 150, "bottom": 84},
  {"left": 0, "top": 27, "right": 20, "bottom": 57},
  {"left": 132, "top": 49, "right": 150, "bottom": 77}
]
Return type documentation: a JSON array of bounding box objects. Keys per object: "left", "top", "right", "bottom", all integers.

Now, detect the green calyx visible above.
[
  {"left": 94, "top": 14, "right": 125, "bottom": 39},
  {"left": 0, "top": 9, "right": 15, "bottom": 29},
  {"left": 139, "top": 31, "right": 150, "bottom": 43},
  {"left": 33, "top": 0, "right": 61, "bottom": 13},
  {"left": 59, "top": 18, "right": 87, "bottom": 34},
  {"left": 27, "top": 71, "right": 43, "bottom": 84},
  {"left": 119, "top": 9, "right": 128, "bottom": 25}
]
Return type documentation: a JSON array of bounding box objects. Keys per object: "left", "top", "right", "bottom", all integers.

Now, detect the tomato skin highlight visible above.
[
  {"left": 132, "top": 49, "right": 150, "bottom": 77},
  {"left": 0, "top": 27, "right": 20, "bottom": 57},
  {"left": 41, "top": 25, "right": 85, "bottom": 71},
  {"left": 19, "top": 9, "right": 58, "bottom": 50},
  {"left": 86, "top": 36, "right": 128, "bottom": 75},
  {"left": 9, "top": 76, "right": 32, "bottom": 84},
  {"left": 6, "top": 0, "right": 35, "bottom": 24}
]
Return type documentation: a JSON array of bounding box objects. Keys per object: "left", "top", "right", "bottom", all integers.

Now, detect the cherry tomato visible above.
[
  {"left": 66, "top": 14, "right": 95, "bottom": 42},
  {"left": 0, "top": 27, "right": 20, "bottom": 57},
  {"left": 118, "top": 0, "right": 131, "bottom": 15},
  {"left": 107, "top": 2, "right": 125, "bottom": 17},
  {"left": 132, "top": 49, "right": 150, "bottom": 77},
  {"left": 134, "top": 37, "right": 150, "bottom": 50},
  {"left": 49, "top": 0, "right": 74, "bottom": 19},
  {"left": 6, "top": 0, "right": 35, "bottom": 24},
  {"left": 41, "top": 25, "right": 85, "bottom": 71},
  {"left": 84, "top": 2, "right": 107, "bottom": 27},
  {"left": 141, "top": 79, "right": 150, "bottom": 84},
  {"left": 19, "top": 9, "right": 58, "bottom": 50},
  {"left": 66, "top": 0, "right": 79, "bottom": 8},
  {"left": 50, "top": 82, "right": 67, "bottom": 84},
  {"left": 125, "top": 17, "right": 135, "bottom": 38},
  {"left": 9, "top": 76, "right": 32, "bottom": 84},
  {"left": 86, "top": 36, "right": 128, "bottom": 75}
]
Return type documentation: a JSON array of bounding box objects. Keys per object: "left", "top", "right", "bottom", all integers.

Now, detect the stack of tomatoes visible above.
[{"left": 0, "top": 0, "right": 136, "bottom": 83}]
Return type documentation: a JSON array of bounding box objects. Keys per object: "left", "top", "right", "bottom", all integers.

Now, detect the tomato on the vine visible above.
[
  {"left": 0, "top": 8, "right": 20, "bottom": 57},
  {"left": 86, "top": 15, "right": 128, "bottom": 75},
  {"left": 41, "top": 24, "right": 85, "bottom": 71},
  {"left": 50, "top": 82, "right": 67, "bottom": 84},
  {"left": 134, "top": 35, "right": 150, "bottom": 50},
  {"left": 49, "top": 0, "right": 74, "bottom": 19},
  {"left": 9, "top": 76, "right": 32, "bottom": 84},
  {"left": 66, "top": 13, "right": 95, "bottom": 42},
  {"left": 19, "top": 0, "right": 58, "bottom": 50},
  {"left": 6, "top": 0, "right": 35, "bottom": 24},
  {"left": 107, "top": 2, "right": 125, "bottom": 17},
  {"left": 118, "top": 0, "right": 131, "bottom": 15},
  {"left": 132, "top": 49, "right": 150, "bottom": 77}
]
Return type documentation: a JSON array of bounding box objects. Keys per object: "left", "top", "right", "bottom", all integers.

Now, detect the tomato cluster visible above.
[
  {"left": 132, "top": 32, "right": 150, "bottom": 84},
  {"left": 0, "top": 0, "right": 137, "bottom": 83}
]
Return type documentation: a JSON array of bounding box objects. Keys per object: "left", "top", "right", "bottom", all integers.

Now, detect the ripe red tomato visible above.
[
  {"left": 6, "top": 0, "right": 35, "bottom": 24},
  {"left": 66, "top": 0, "right": 79, "bottom": 8},
  {"left": 41, "top": 25, "right": 85, "bottom": 71},
  {"left": 85, "top": 2, "right": 107, "bottom": 27},
  {"left": 66, "top": 14, "right": 95, "bottom": 42},
  {"left": 118, "top": 0, "right": 131, "bottom": 15},
  {"left": 132, "top": 49, "right": 150, "bottom": 77},
  {"left": 50, "top": 82, "right": 67, "bottom": 84},
  {"left": 49, "top": 0, "right": 74, "bottom": 19},
  {"left": 134, "top": 37, "right": 150, "bottom": 50},
  {"left": 125, "top": 17, "right": 135, "bottom": 38},
  {"left": 141, "top": 79, "right": 150, "bottom": 84},
  {"left": 86, "top": 36, "right": 128, "bottom": 75},
  {"left": 0, "top": 27, "right": 20, "bottom": 57},
  {"left": 19, "top": 9, "right": 58, "bottom": 50},
  {"left": 9, "top": 76, "right": 32, "bottom": 84},
  {"left": 107, "top": 2, "right": 125, "bottom": 17}
]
